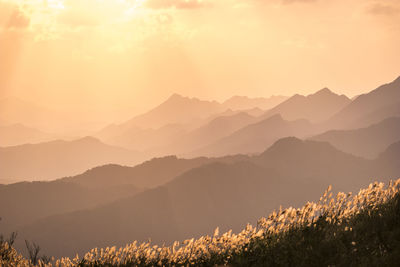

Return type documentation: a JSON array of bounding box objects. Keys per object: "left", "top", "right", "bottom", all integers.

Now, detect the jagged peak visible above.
[{"left": 165, "top": 93, "right": 217, "bottom": 105}]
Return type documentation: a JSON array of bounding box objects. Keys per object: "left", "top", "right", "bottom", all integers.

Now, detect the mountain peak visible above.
[
  {"left": 311, "top": 87, "right": 335, "bottom": 97},
  {"left": 167, "top": 93, "right": 186, "bottom": 101},
  {"left": 317, "top": 87, "right": 332, "bottom": 94}
]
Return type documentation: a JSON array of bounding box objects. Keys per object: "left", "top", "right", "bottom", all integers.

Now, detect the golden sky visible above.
[{"left": 1, "top": 0, "right": 400, "bottom": 123}]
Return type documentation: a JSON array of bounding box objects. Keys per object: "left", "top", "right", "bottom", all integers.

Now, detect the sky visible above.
[{"left": 1, "top": 0, "right": 400, "bottom": 124}]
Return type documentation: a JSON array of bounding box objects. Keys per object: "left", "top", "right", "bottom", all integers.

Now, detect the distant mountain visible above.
[
  {"left": 0, "top": 124, "right": 53, "bottom": 146},
  {"left": 15, "top": 137, "right": 400, "bottom": 258},
  {"left": 222, "top": 95, "right": 288, "bottom": 111},
  {"left": 99, "top": 123, "right": 188, "bottom": 151},
  {"left": 0, "top": 97, "right": 54, "bottom": 129},
  {"left": 121, "top": 94, "right": 224, "bottom": 130},
  {"left": 0, "top": 97, "right": 104, "bottom": 135},
  {"left": 262, "top": 88, "right": 351, "bottom": 123},
  {"left": 95, "top": 94, "right": 281, "bottom": 152},
  {"left": 255, "top": 137, "right": 371, "bottom": 189},
  {"left": 311, "top": 117, "right": 400, "bottom": 159},
  {"left": 327, "top": 76, "right": 400, "bottom": 129},
  {"left": 0, "top": 137, "right": 143, "bottom": 181},
  {"left": 202, "top": 108, "right": 265, "bottom": 122},
  {"left": 60, "top": 155, "right": 244, "bottom": 189},
  {"left": 191, "top": 114, "right": 314, "bottom": 156},
  {"left": 161, "top": 112, "right": 259, "bottom": 155}
]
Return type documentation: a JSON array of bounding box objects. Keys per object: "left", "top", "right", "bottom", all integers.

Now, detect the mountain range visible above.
[
  {"left": 311, "top": 117, "right": 400, "bottom": 159},
  {"left": 261, "top": 88, "right": 351, "bottom": 123},
  {"left": 190, "top": 114, "right": 314, "bottom": 157},
  {"left": 0, "top": 137, "right": 143, "bottom": 182},
  {"left": 326, "top": 76, "right": 400, "bottom": 129},
  {"left": 2, "top": 75, "right": 400, "bottom": 260},
  {"left": 5, "top": 137, "right": 400, "bottom": 258},
  {"left": 0, "top": 124, "right": 54, "bottom": 147},
  {"left": 95, "top": 88, "right": 348, "bottom": 155}
]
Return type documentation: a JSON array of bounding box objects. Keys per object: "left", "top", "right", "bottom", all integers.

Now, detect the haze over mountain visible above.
[
  {"left": 327, "top": 76, "right": 400, "bottom": 129},
  {"left": 222, "top": 95, "right": 288, "bottom": 111},
  {"left": 12, "top": 137, "right": 400, "bottom": 258},
  {"left": 191, "top": 114, "right": 314, "bottom": 157},
  {"left": 0, "top": 97, "right": 103, "bottom": 136},
  {"left": 311, "top": 117, "right": 400, "bottom": 159},
  {"left": 0, "top": 137, "right": 143, "bottom": 182},
  {"left": 0, "top": 155, "right": 248, "bottom": 234},
  {"left": 98, "top": 123, "right": 188, "bottom": 151},
  {"left": 0, "top": 124, "right": 54, "bottom": 147},
  {"left": 118, "top": 94, "right": 224, "bottom": 130},
  {"left": 261, "top": 88, "right": 351, "bottom": 123},
  {"left": 0, "top": 97, "right": 54, "bottom": 129},
  {"left": 95, "top": 94, "right": 286, "bottom": 152},
  {"left": 160, "top": 112, "right": 259, "bottom": 155}
]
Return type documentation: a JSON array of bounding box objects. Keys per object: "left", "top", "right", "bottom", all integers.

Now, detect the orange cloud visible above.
[
  {"left": 0, "top": 1, "right": 30, "bottom": 29},
  {"left": 282, "top": 0, "right": 316, "bottom": 4},
  {"left": 367, "top": 3, "right": 399, "bottom": 16},
  {"left": 145, "top": 0, "right": 211, "bottom": 9},
  {"left": 7, "top": 8, "right": 30, "bottom": 29}
]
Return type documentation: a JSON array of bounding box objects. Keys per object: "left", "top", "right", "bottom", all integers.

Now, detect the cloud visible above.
[
  {"left": 0, "top": 1, "right": 30, "bottom": 29},
  {"left": 145, "top": 0, "right": 211, "bottom": 10},
  {"left": 7, "top": 8, "right": 30, "bottom": 28},
  {"left": 281, "top": 0, "right": 317, "bottom": 4},
  {"left": 366, "top": 3, "right": 399, "bottom": 16}
]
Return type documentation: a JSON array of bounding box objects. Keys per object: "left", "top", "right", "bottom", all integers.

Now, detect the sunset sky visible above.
[{"left": 1, "top": 0, "right": 400, "bottom": 123}]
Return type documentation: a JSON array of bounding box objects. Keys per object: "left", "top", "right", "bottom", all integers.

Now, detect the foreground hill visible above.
[
  {"left": 0, "top": 180, "right": 142, "bottom": 235},
  {"left": 0, "top": 137, "right": 143, "bottom": 182},
  {"left": 327, "top": 75, "right": 400, "bottom": 129},
  {"left": 311, "top": 117, "right": 400, "bottom": 159},
  {"left": 3, "top": 179, "right": 400, "bottom": 266},
  {"left": 261, "top": 88, "right": 350, "bottom": 123},
  {"left": 0, "top": 155, "right": 247, "bottom": 236},
  {"left": 13, "top": 137, "right": 400, "bottom": 258}
]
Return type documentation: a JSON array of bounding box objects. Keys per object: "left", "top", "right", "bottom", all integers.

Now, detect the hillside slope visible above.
[{"left": 14, "top": 137, "right": 400, "bottom": 258}]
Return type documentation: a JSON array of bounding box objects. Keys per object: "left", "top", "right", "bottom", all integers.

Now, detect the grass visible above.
[{"left": 1, "top": 179, "right": 400, "bottom": 266}]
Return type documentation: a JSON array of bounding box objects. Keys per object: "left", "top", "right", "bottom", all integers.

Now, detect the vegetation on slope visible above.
[{"left": 1, "top": 179, "right": 400, "bottom": 266}]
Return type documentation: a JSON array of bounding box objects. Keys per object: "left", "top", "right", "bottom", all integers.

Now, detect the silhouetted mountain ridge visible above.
[
  {"left": 191, "top": 114, "right": 314, "bottom": 156},
  {"left": 311, "top": 117, "right": 400, "bottom": 159},
  {"left": 0, "top": 137, "right": 143, "bottom": 181},
  {"left": 262, "top": 88, "right": 351, "bottom": 123},
  {"left": 327, "top": 75, "right": 400, "bottom": 128},
  {"left": 11, "top": 136, "right": 400, "bottom": 258}
]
